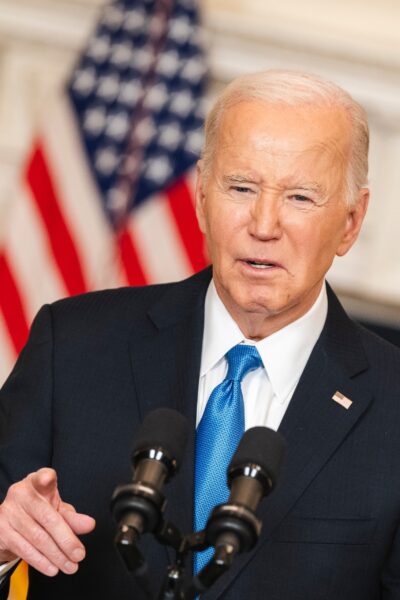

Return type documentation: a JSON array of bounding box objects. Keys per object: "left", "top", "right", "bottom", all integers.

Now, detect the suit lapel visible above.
[
  {"left": 204, "top": 287, "right": 374, "bottom": 599},
  {"left": 128, "top": 269, "right": 211, "bottom": 543}
]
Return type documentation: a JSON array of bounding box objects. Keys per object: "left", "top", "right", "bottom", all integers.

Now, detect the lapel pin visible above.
[{"left": 332, "top": 391, "right": 353, "bottom": 410}]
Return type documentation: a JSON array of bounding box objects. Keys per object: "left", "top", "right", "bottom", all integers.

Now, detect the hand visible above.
[{"left": 0, "top": 468, "right": 96, "bottom": 577}]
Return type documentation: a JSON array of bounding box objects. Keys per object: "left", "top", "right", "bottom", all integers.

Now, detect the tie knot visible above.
[{"left": 225, "top": 344, "right": 262, "bottom": 382}]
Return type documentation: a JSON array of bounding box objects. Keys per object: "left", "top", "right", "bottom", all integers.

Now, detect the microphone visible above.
[
  {"left": 206, "top": 426, "right": 286, "bottom": 556},
  {"left": 111, "top": 408, "right": 188, "bottom": 570}
]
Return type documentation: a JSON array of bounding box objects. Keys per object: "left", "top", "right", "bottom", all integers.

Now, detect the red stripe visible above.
[
  {"left": 117, "top": 227, "right": 147, "bottom": 286},
  {"left": 0, "top": 252, "right": 30, "bottom": 353},
  {"left": 26, "top": 143, "right": 87, "bottom": 296},
  {"left": 166, "top": 178, "right": 208, "bottom": 272}
]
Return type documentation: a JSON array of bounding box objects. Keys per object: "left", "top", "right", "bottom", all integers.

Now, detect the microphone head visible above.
[
  {"left": 132, "top": 408, "right": 189, "bottom": 471},
  {"left": 229, "top": 427, "right": 286, "bottom": 491}
]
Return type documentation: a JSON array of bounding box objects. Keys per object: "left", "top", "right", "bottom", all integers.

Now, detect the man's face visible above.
[{"left": 195, "top": 100, "right": 368, "bottom": 337}]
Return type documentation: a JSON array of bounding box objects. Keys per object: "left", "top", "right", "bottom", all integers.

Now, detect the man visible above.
[{"left": 0, "top": 70, "right": 399, "bottom": 599}]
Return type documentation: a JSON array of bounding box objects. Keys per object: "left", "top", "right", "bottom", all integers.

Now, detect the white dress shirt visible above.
[{"left": 196, "top": 280, "right": 328, "bottom": 431}]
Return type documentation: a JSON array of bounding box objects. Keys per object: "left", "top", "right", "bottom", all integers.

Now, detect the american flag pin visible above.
[{"left": 332, "top": 391, "right": 353, "bottom": 410}]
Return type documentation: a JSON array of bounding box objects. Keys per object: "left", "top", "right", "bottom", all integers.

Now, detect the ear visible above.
[
  {"left": 336, "top": 188, "right": 369, "bottom": 257},
  {"left": 195, "top": 160, "right": 207, "bottom": 234}
]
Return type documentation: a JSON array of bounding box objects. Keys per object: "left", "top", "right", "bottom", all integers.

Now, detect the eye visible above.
[
  {"left": 290, "top": 194, "right": 312, "bottom": 203},
  {"left": 232, "top": 185, "right": 254, "bottom": 194}
]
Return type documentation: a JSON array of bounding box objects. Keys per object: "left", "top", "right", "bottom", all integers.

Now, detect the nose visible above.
[{"left": 247, "top": 193, "right": 282, "bottom": 240}]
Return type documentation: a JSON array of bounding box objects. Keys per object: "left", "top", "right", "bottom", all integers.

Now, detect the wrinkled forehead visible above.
[{"left": 215, "top": 100, "right": 352, "bottom": 163}]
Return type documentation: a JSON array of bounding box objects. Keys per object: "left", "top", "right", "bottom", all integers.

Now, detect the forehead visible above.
[{"left": 214, "top": 100, "right": 351, "bottom": 171}]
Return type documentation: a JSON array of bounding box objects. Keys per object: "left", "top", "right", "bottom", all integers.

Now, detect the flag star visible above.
[
  {"left": 181, "top": 57, "right": 206, "bottom": 84},
  {"left": 156, "top": 50, "right": 180, "bottom": 78},
  {"left": 95, "top": 146, "right": 119, "bottom": 176},
  {"left": 132, "top": 47, "right": 153, "bottom": 72},
  {"left": 72, "top": 67, "right": 97, "bottom": 97},
  {"left": 185, "top": 128, "right": 204, "bottom": 155},
  {"left": 118, "top": 80, "right": 143, "bottom": 107},
  {"left": 106, "top": 187, "right": 129, "bottom": 215},
  {"left": 123, "top": 8, "right": 146, "bottom": 33},
  {"left": 87, "top": 35, "right": 111, "bottom": 63},
  {"left": 169, "top": 90, "right": 194, "bottom": 117},
  {"left": 102, "top": 5, "right": 124, "bottom": 31},
  {"left": 169, "top": 16, "right": 193, "bottom": 45},
  {"left": 105, "top": 111, "right": 130, "bottom": 142},
  {"left": 110, "top": 41, "right": 134, "bottom": 68},
  {"left": 97, "top": 73, "right": 120, "bottom": 103},
  {"left": 190, "top": 25, "right": 207, "bottom": 47},
  {"left": 83, "top": 106, "right": 107, "bottom": 136},
  {"left": 157, "top": 122, "right": 183, "bottom": 150},
  {"left": 134, "top": 116, "right": 156, "bottom": 144},
  {"left": 144, "top": 155, "right": 173, "bottom": 184},
  {"left": 143, "top": 83, "right": 169, "bottom": 111}
]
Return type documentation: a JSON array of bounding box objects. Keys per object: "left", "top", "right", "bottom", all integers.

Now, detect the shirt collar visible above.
[{"left": 200, "top": 280, "right": 328, "bottom": 403}]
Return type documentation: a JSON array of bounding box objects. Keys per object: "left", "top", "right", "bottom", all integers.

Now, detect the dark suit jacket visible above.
[{"left": 1, "top": 267, "right": 400, "bottom": 599}]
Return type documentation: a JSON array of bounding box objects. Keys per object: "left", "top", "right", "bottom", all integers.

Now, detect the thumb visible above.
[{"left": 30, "top": 468, "right": 60, "bottom": 507}]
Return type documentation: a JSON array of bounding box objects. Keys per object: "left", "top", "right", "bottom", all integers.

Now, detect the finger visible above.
[
  {"left": 2, "top": 527, "right": 60, "bottom": 577},
  {"left": 59, "top": 509, "right": 96, "bottom": 536},
  {"left": 59, "top": 502, "right": 76, "bottom": 513},
  {"left": 29, "top": 469, "right": 60, "bottom": 507},
  {"left": 3, "top": 506, "right": 81, "bottom": 575},
  {"left": 17, "top": 492, "right": 86, "bottom": 564}
]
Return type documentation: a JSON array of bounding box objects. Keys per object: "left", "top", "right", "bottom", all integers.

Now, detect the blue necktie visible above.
[{"left": 194, "top": 344, "right": 262, "bottom": 573}]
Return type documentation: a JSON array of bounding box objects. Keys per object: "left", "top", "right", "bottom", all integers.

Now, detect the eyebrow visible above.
[
  {"left": 222, "top": 175, "right": 260, "bottom": 185},
  {"left": 291, "top": 183, "right": 326, "bottom": 195},
  {"left": 223, "top": 175, "right": 325, "bottom": 194}
]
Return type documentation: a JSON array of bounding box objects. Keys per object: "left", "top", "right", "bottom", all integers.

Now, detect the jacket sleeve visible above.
[
  {"left": 381, "top": 519, "right": 400, "bottom": 598},
  {"left": 0, "top": 305, "right": 54, "bottom": 599},
  {"left": 0, "top": 304, "right": 54, "bottom": 498}
]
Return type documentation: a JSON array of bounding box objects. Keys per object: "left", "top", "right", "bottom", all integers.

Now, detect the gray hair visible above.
[{"left": 202, "top": 70, "right": 369, "bottom": 206}]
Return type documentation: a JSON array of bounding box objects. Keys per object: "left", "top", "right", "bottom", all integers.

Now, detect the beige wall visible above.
[{"left": 0, "top": 0, "right": 399, "bottom": 317}]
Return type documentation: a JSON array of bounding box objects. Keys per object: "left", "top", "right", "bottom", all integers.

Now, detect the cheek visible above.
[
  {"left": 205, "top": 202, "right": 245, "bottom": 249},
  {"left": 289, "top": 211, "right": 347, "bottom": 258}
]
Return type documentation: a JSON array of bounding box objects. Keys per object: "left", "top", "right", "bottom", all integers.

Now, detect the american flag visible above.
[{"left": 0, "top": 0, "right": 208, "bottom": 393}]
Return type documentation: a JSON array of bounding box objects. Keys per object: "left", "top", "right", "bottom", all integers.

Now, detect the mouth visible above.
[{"left": 241, "top": 258, "right": 282, "bottom": 270}]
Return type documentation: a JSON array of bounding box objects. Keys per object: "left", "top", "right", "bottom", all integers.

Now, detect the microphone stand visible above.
[
  {"left": 114, "top": 501, "right": 262, "bottom": 600},
  {"left": 112, "top": 426, "right": 285, "bottom": 599}
]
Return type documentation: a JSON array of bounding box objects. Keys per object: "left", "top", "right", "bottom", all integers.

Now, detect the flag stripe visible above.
[
  {"left": 42, "top": 97, "right": 121, "bottom": 290},
  {"left": 126, "top": 189, "right": 192, "bottom": 284},
  {"left": 117, "top": 227, "right": 147, "bottom": 286},
  {"left": 166, "top": 178, "right": 208, "bottom": 272},
  {"left": 27, "top": 144, "right": 88, "bottom": 296},
  {"left": 5, "top": 185, "right": 67, "bottom": 321},
  {"left": 0, "top": 253, "right": 30, "bottom": 353},
  {"left": 0, "top": 311, "right": 17, "bottom": 384}
]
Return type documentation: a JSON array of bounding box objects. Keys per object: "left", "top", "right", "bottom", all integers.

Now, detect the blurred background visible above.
[
  {"left": 0, "top": 3, "right": 399, "bottom": 596},
  {"left": 0, "top": 0, "right": 400, "bottom": 388}
]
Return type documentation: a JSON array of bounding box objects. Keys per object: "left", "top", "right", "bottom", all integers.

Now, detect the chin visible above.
[{"left": 231, "top": 286, "right": 281, "bottom": 316}]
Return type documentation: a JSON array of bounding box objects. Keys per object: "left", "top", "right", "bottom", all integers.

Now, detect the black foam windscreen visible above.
[
  {"left": 132, "top": 408, "right": 189, "bottom": 467},
  {"left": 229, "top": 426, "right": 286, "bottom": 489}
]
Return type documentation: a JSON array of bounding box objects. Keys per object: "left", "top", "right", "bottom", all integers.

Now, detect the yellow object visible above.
[{"left": 8, "top": 562, "right": 28, "bottom": 600}]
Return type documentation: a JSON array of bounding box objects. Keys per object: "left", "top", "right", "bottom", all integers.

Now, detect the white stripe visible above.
[
  {"left": 41, "top": 95, "right": 122, "bottom": 290},
  {"left": 0, "top": 312, "right": 16, "bottom": 387},
  {"left": 127, "top": 194, "right": 192, "bottom": 284},
  {"left": 5, "top": 184, "right": 67, "bottom": 322},
  {"left": 184, "top": 168, "right": 198, "bottom": 205}
]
